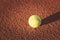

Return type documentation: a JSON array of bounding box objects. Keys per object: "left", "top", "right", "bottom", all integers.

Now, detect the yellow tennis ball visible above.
[{"left": 28, "top": 15, "right": 41, "bottom": 28}]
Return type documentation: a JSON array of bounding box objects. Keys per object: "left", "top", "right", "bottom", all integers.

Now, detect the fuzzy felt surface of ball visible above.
[{"left": 28, "top": 15, "right": 41, "bottom": 28}]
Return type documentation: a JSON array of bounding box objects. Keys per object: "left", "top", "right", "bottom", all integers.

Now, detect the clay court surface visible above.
[{"left": 0, "top": 0, "right": 60, "bottom": 40}]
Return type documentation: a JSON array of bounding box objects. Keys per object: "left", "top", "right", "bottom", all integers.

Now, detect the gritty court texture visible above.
[{"left": 0, "top": 0, "right": 60, "bottom": 40}]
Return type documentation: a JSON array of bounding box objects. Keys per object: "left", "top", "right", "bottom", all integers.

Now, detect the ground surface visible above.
[{"left": 0, "top": 0, "right": 60, "bottom": 40}]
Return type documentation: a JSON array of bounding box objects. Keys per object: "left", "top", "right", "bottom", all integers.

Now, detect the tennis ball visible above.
[{"left": 28, "top": 15, "right": 41, "bottom": 28}]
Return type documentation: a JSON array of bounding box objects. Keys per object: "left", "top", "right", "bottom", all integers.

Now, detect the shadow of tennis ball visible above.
[{"left": 28, "top": 15, "right": 41, "bottom": 28}]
